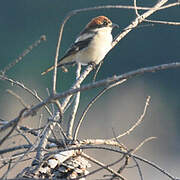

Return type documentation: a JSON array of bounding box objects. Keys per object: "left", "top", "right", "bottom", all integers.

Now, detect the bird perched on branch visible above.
[{"left": 41, "top": 16, "right": 119, "bottom": 75}]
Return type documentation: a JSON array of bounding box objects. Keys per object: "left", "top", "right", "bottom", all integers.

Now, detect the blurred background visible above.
[{"left": 0, "top": 0, "right": 180, "bottom": 179}]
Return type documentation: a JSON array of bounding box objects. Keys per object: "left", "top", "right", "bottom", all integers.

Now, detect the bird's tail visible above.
[
  {"left": 41, "top": 61, "right": 76, "bottom": 75},
  {"left": 41, "top": 65, "right": 55, "bottom": 75}
]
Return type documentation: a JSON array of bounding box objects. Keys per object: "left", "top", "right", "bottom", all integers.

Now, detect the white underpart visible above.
[{"left": 75, "top": 26, "right": 113, "bottom": 65}]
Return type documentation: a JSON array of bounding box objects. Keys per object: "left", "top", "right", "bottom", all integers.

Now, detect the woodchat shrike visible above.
[{"left": 41, "top": 16, "right": 118, "bottom": 75}]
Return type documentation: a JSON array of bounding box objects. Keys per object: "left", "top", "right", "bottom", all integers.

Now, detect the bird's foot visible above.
[{"left": 88, "top": 62, "right": 97, "bottom": 69}]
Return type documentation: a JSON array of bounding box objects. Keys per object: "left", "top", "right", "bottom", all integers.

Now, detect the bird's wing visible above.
[
  {"left": 60, "top": 37, "right": 93, "bottom": 61},
  {"left": 41, "top": 37, "right": 93, "bottom": 75}
]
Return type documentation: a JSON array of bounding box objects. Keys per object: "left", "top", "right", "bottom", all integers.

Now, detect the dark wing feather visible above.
[
  {"left": 41, "top": 37, "right": 93, "bottom": 75},
  {"left": 60, "top": 37, "right": 93, "bottom": 60}
]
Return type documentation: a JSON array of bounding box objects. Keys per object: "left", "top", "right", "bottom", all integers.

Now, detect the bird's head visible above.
[{"left": 82, "top": 16, "right": 119, "bottom": 34}]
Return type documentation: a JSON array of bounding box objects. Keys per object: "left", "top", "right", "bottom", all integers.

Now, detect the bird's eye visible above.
[{"left": 103, "top": 20, "right": 108, "bottom": 26}]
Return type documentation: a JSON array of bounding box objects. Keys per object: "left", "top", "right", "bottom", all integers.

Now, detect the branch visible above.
[
  {"left": 74, "top": 80, "right": 126, "bottom": 140},
  {"left": 51, "top": 62, "right": 180, "bottom": 102},
  {"left": 110, "top": 96, "right": 150, "bottom": 140},
  {"left": 0, "top": 108, "right": 27, "bottom": 146},
  {"left": 111, "top": 0, "right": 168, "bottom": 48},
  {"left": 6, "top": 62, "right": 180, "bottom": 125},
  {"left": 1, "top": 35, "right": 46, "bottom": 75},
  {"left": 81, "top": 152, "right": 127, "bottom": 180},
  {"left": 50, "top": 0, "right": 170, "bottom": 103},
  {"left": 0, "top": 74, "right": 52, "bottom": 116},
  {"left": 65, "top": 145, "right": 178, "bottom": 180},
  {"left": 144, "top": 19, "right": 180, "bottom": 25},
  {"left": 61, "top": 64, "right": 93, "bottom": 110},
  {"left": 67, "top": 63, "right": 81, "bottom": 138}
]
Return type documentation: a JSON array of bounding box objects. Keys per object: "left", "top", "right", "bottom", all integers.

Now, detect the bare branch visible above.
[
  {"left": 6, "top": 62, "right": 180, "bottom": 125},
  {"left": 159, "top": 2, "right": 180, "bottom": 10},
  {"left": 6, "top": 89, "right": 29, "bottom": 108},
  {"left": 0, "top": 145, "right": 30, "bottom": 155},
  {"left": 144, "top": 19, "right": 180, "bottom": 25},
  {"left": 74, "top": 80, "right": 126, "bottom": 140},
  {"left": 80, "top": 139, "right": 127, "bottom": 151},
  {"left": 112, "top": 0, "right": 168, "bottom": 48},
  {"left": 110, "top": 96, "right": 150, "bottom": 140},
  {"left": 134, "top": 0, "right": 141, "bottom": 17},
  {"left": 1, "top": 35, "right": 46, "bottom": 75},
  {"left": 67, "top": 63, "right": 81, "bottom": 138},
  {"left": 35, "top": 112, "right": 61, "bottom": 161},
  {"left": 0, "top": 108, "right": 27, "bottom": 146},
  {"left": 50, "top": 0, "right": 169, "bottom": 99},
  {"left": 81, "top": 152, "right": 127, "bottom": 180},
  {"left": 66, "top": 145, "right": 178, "bottom": 180},
  {"left": 53, "top": 62, "right": 180, "bottom": 102},
  {"left": 61, "top": 64, "right": 93, "bottom": 110},
  {"left": 132, "top": 137, "right": 157, "bottom": 154},
  {"left": 0, "top": 75, "right": 52, "bottom": 116}
]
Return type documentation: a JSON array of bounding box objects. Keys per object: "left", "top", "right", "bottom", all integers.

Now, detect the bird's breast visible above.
[{"left": 76, "top": 30, "right": 112, "bottom": 65}]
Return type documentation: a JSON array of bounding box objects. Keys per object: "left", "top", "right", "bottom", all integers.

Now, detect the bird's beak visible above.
[{"left": 111, "top": 23, "right": 119, "bottom": 29}]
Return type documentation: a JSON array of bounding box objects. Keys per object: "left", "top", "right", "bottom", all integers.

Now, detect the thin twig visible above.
[
  {"left": 15, "top": 128, "right": 32, "bottom": 146},
  {"left": 0, "top": 75, "right": 52, "bottom": 116},
  {"left": 52, "top": 23, "right": 62, "bottom": 94},
  {"left": 0, "top": 108, "right": 27, "bottom": 146},
  {"left": 93, "top": 61, "right": 103, "bottom": 82},
  {"left": 52, "top": 62, "right": 180, "bottom": 102},
  {"left": 1, "top": 144, "right": 35, "bottom": 179},
  {"left": 6, "top": 89, "right": 29, "bottom": 108},
  {"left": 81, "top": 152, "right": 127, "bottom": 180},
  {"left": 134, "top": 0, "right": 140, "bottom": 17},
  {"left": 132, "top": 137, "right": 157, "bottom": 154},
  {"left": 1, "top": 35, "right": 46, "bottom": 75},
  {"left": 0, "top": 145, "right": 31, "bottom": 155},
  {"left": 134, "top": 154, "right": 177, "bottom": 180},
  {"left": 132, "top": 157, "right": 144, "bottom": 180},
  {"left": 7, "top": 62, "right": 180, "bottom": 123},
  {"left": 54, "top": 0, "right": 169, "bottom": 112},
  {"left": 112, "top": 0, "right": 168, "bottom": 48},
  {"left": 144, "top": 19, "right": 180, "bottom": 25},
  {"left": 110, "top": 96, "right": 151, "bottom": 140},
  {"left": 159, "top": 2, "right": 180, "bottom": 10},
  {"left": 60, "top": 145, "right": 177, "bottom": 180},
  {"left": 74, "top": 80, "right": 126, "bottom": 140}
]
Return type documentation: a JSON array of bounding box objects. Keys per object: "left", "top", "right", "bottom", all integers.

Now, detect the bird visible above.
[{"left": 41, "top": 16, "right": 119, "bottom": 75}]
